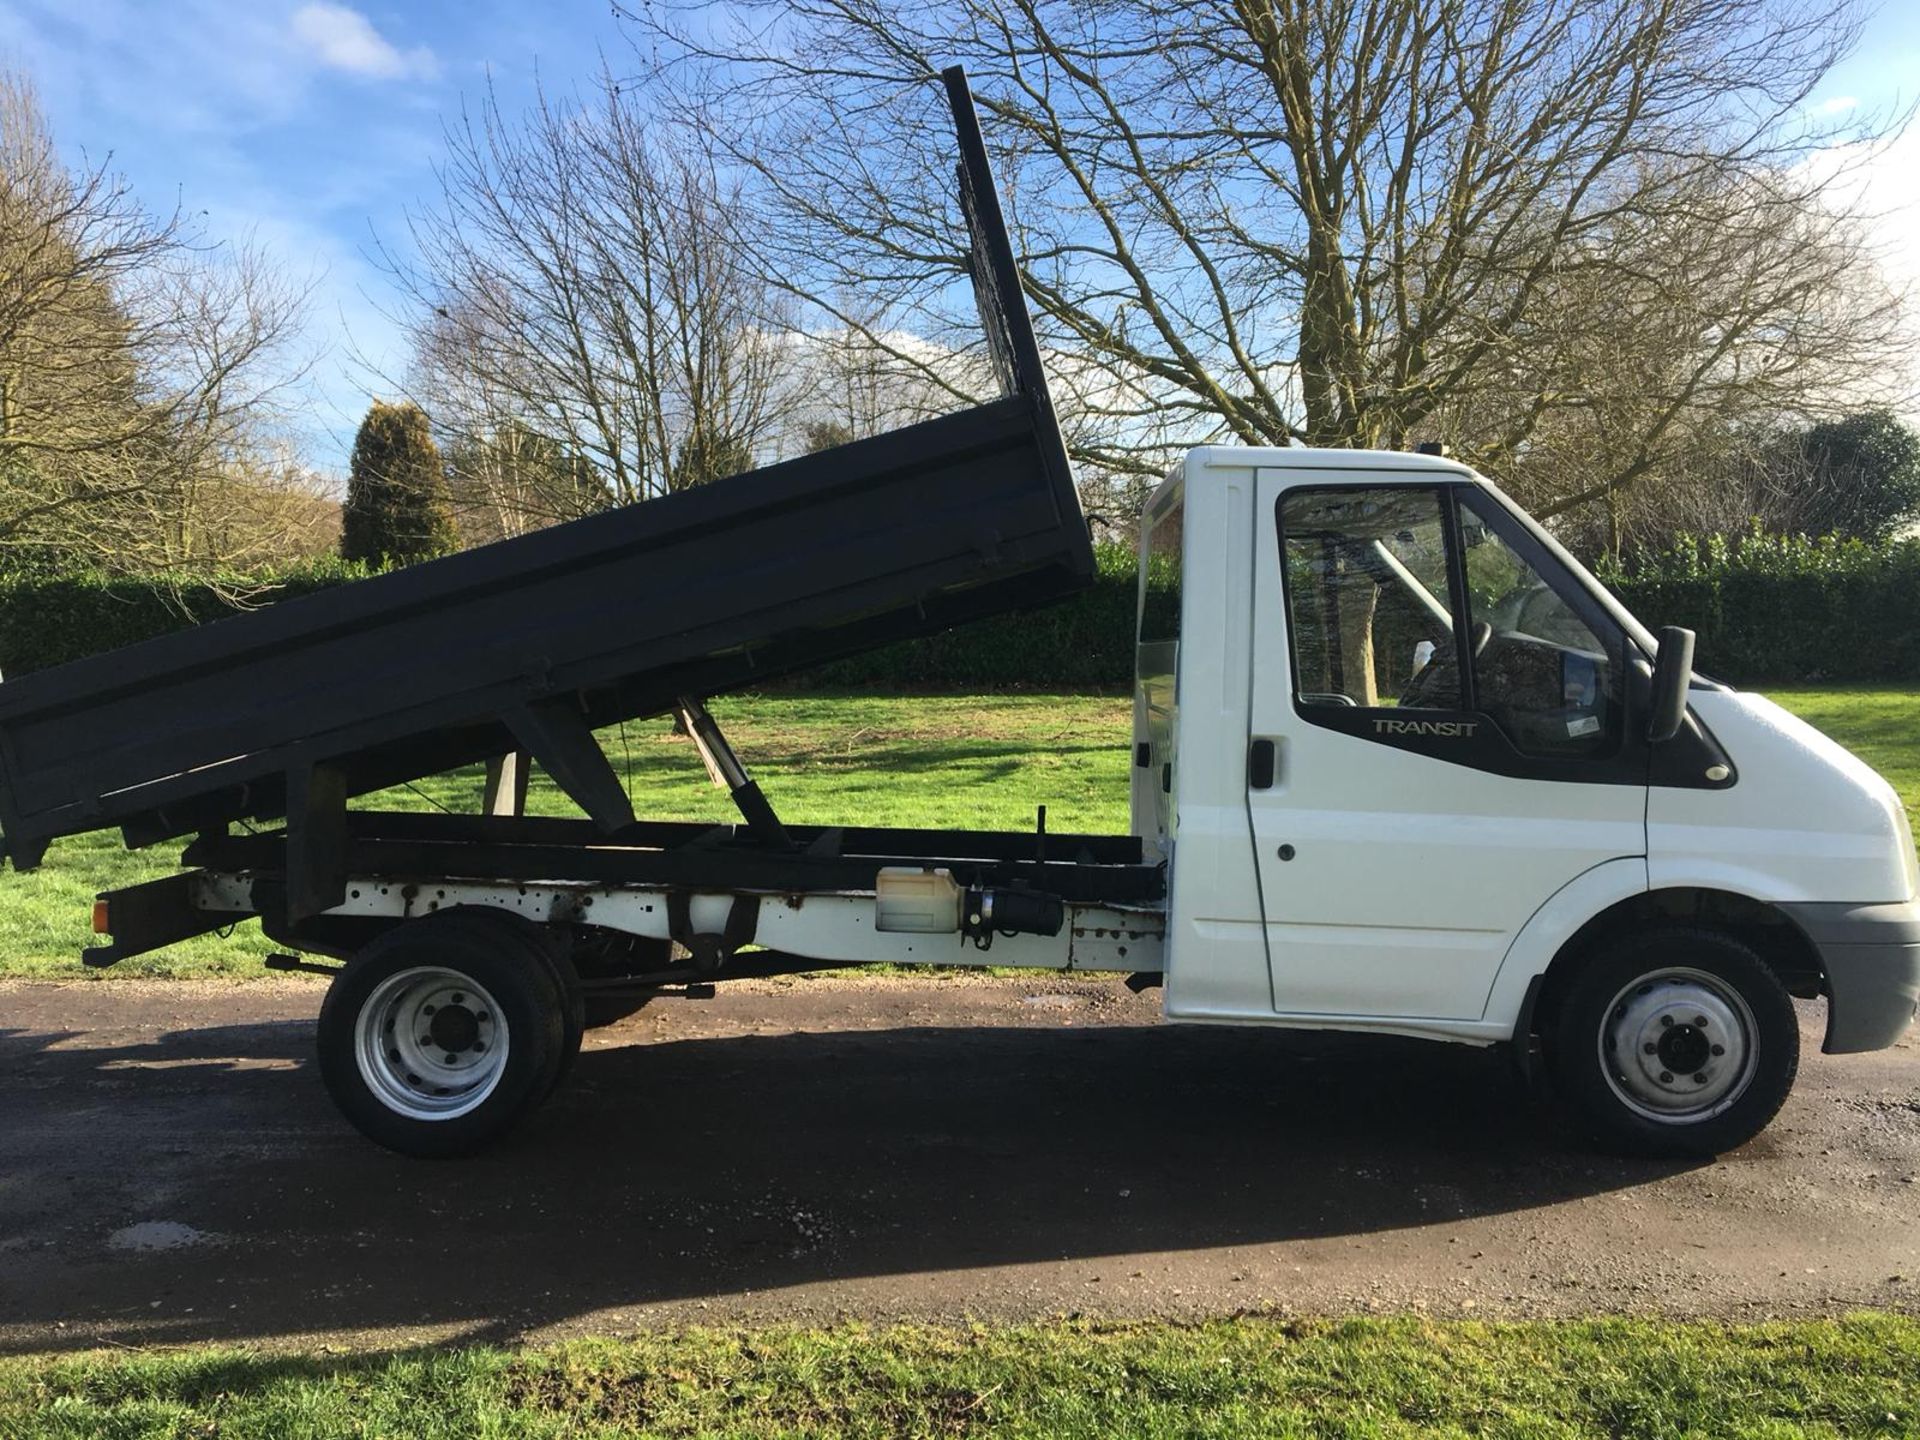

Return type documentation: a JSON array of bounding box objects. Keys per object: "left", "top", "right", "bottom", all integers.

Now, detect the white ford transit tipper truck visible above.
[
  {"left": 25, "top": 70, "right": 1919, "bottom": 1160},
  {"left": 68, "top": 441, "right": 1920, "bottom": 1162}
]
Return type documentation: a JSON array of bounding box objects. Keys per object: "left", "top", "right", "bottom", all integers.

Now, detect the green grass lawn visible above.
[
  {"left": 4, "top": 1313, "right": 1916, "bottom": 1439},
  {"left": 1, "top": 688, "right": 1913, "bottom": 982}
]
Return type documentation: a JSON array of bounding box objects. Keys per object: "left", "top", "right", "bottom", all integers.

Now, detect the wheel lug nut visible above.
[
  {"left": 419, "top": 1035, "right": 433, "bottom": 1047},
  {"left": 443, "top": 1053, "right": 458, "bottom": 1065},
  {"left": 1710, "top": 1044, "right": 1725, "bottom": 1056},
  {"left": 423, "top": 1004, "right": 436, "bottom": 1015},
  {"left": 1693, "top": 1072, "right": 1708, "bottom": 1084},
  {"left": 452, "top": 993, "right": 465, "bottom": 1003},
  {"left": 1658, "top": 1071, "right": 1673, "bottom": 1083},
  {"left": 1694, "top": 1016, "right": 1708, "bottom": 1027},
  {"left": 1643, "top": 1042, "right": 1657, "bottom": 1054},
  {"left": 1659, "top": 1015, "right": 1673, "bottom": 1028},
  {"left": 477, "top": 1012, "right": 490, "bottom": 1024}
]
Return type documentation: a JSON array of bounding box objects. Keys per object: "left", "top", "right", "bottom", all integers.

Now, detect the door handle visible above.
[{"left": 1248, "top": 738, "right": 1276, "bottom": 790}]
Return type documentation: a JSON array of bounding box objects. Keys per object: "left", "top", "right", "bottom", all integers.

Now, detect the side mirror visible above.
[{"left": 1647, "top": 626, "right": 1696, "bottom": 743}]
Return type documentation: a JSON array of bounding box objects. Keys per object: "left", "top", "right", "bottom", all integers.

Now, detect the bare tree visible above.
[
  {"left": 411, "top": 295, "right": 613, "bottom": 541},
  {"left": 1645, "top": 407, "right": 1920, "bottom": 549},
  {"left": 389, "top": 74, "right": 806, "bottom": 524},
  {"left": 779, "top": 306, "right": 970, "bottom": 443},
  {"left": 1438, "top": 160, "right": 1908, "bottom": 552},
  {"left": 171, "top": 442, "right": 340, "bottom": 571},
  {"left": 623, "top": 0, "right": 1912, "bottom": 540},
  {"left": 0, "top": 71, "right": 313, "bottom": 574}
]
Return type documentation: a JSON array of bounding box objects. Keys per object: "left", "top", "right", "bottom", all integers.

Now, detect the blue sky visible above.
[
  {"left": 1, "top": 0, "right": 1916, "bottom": 477},
  {"left": 0, "top": 0, "right": 628, "bottom": 471}
]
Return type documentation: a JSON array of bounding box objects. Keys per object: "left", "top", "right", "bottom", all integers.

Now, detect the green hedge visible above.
[
  {"left": 821, "top": 529, "right": 1920, "bottom": 688},
  {"left": 0, "top": 559, "right": 372, "bottom": 679},
  {"left": 3, "top": 533, "right": 1916, "bottom": 688},
  {"left": 801, "top": 543, "right": 1145, "bottom": 689},
  {"left": 1602, "top": 532, "right": 1920, "bottom": 685}
]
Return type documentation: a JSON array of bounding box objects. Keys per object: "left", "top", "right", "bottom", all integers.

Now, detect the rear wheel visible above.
[
  {"left": 317, "top": 911, "right": 567, "bottom": 1157},
  {"left": 415, "top": 908, "right": 584, "bottom": 1091},
  {"left": 1549, "top": 926, "right": 1799, "bottom": 1158}
]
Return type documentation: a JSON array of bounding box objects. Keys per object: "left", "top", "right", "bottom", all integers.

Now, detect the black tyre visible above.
[
  {"left": 316, "top": 911, "right": 568, "bottom": 1158},
  {"left": 1550, "top": 925, "right": 1799, "bottom": 1158},
  {"left": 542, "top": 946, "right": 586, "bottom": 1090},
  {"left": 428, "top": 908, "right": 584, "bottom": 1096}
]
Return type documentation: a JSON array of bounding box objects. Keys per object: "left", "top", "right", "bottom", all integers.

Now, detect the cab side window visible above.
[
  {"left": 1280, "top": 488, "right": 1464, "bottom": 710},
  {"left": 1455, "top": 492, "right": 1623, "bottom": 757}
]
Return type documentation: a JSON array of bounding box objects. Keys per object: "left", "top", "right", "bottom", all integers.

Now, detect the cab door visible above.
[{"left": 1246, "top": 469, "right": 1647, "bottom": 1021}]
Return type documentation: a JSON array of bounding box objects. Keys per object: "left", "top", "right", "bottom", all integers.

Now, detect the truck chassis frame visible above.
[{"left": 93, "top": 803, "right": 1167, "bottom": 982}]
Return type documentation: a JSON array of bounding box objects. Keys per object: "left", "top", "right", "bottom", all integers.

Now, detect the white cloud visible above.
[
  {"left": 291, "top": 3, "right": 438, "bottom": 82},
  {"left": 1814, "top": 94, "right": 1861, "bottom": 116},
  {"left": 1803, "top": 127, "right": 1920, "bottom": 284},
  {"left": 1802, "top": 124, "right": 1920, "bottom": 417}
]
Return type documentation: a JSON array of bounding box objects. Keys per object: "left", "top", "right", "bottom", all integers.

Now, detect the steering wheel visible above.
[{"left": 1399, "top": 622, "right": 1492, "bottom": 707}]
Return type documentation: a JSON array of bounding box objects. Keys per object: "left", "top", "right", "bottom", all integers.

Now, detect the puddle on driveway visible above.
[{"left": 108, "top": 1221, "right": 221, "bottom": 1253}]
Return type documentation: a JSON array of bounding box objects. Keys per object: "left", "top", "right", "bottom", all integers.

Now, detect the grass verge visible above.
[
  {"left": 4, "top": 1314, "right": 1917, "bottom": 1438},
  {"left": 1, "top": 688, "right": 1913, "bottom": 982}
]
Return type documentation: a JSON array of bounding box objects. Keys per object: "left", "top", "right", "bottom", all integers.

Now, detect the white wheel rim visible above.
[
  {"left": 1598, "top": 966, "right": 1758, "bottom": 1125},
  {"left": 353, "top": 966, "right": 509, "bottom": 1121}
]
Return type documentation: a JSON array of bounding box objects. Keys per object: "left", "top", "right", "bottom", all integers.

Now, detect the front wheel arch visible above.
[{"left": 1531, "top": 887, "right": 1824, "bottom": 1040}]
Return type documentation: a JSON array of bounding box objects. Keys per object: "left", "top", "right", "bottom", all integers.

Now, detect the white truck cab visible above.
[{"left": 1134, "top": 445, "right": 1920, "bottom": 1155}]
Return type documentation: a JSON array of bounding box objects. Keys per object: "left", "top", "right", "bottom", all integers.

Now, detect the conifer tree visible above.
[{"left": 342, "top": 401, "right": 457, "bottom": 566}]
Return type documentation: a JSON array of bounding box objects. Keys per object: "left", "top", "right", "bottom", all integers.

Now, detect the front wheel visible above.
[
  {"left": 1550, "top": 926, "right": 1799, "bottom": 1158},
  {"left": 317, "top": 912, "right": 567, "bottom": 1157}
]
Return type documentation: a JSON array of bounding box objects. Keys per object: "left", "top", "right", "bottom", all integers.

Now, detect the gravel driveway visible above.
[{"left": 1, "top": 973, "right": 1915, "bottom": 1352}]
